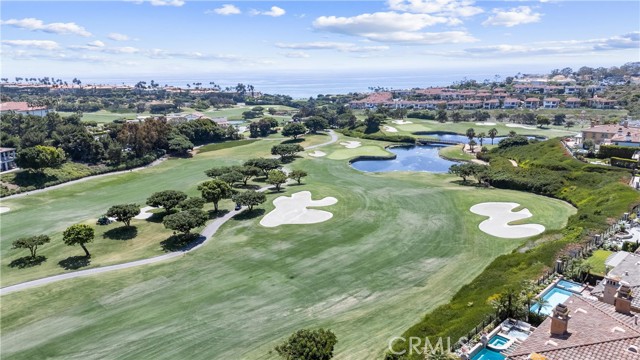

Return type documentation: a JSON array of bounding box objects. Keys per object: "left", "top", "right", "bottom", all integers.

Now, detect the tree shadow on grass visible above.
[
  {"left": 207, "top": 209, "right": 230, "bottom": 220},
  {"left": 9, "top": 255, "right": 46, "bottom": 269},
  {"left": 232, "top": 208, "right": 265, "bottom": 221},
  {"left": 103, "top": 226, "right": 138, "bottom": 240},
  {"left": 160, "top": 233, "right": 204, "bottom": 252},
  {"left": 281, "top": 138, "right": 305, "bottom": 144},
  {"left": 234, "top": 184, "right": 261, "bottom": 190},
  {"left": 145, "top": 212, "right": 167, "bottom": 223},
  {"left": 58, "top": 256, "right": 91, "bottom": 270}
]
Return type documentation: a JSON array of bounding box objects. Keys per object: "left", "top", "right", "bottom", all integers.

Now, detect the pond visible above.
[
  {"left": 417, "top": 132, "right": 540, "bottom": 144},
  {"left": 350, "top": 145, "right": 457, "bottom": 173}
]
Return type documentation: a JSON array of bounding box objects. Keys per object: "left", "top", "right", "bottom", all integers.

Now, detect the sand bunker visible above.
[
  {"left": 134, "top": 206, "right": 156, "bottom": 220},
  {"left": 470, "top": 202, "right": 545, "bottom": 239},
  {"left": 392, "top": 120, "right": 413, "bottom": 125},
  {"left": 260, "top": 191, "right": 338, "bottom": 228},
  {"left": 506, "top": 124, "right": 536, "bottom": 130},
  {"left": 340, "top": 141, "right": 362, "bottom": 149},
  {"left": 476, "top": 122, "right": 497, "bottom": 126},
  {"left": 308, "top": 151, "right": 327, "bottom": 157},
  {"left": 0, "top": 206, "right": 9, "bottom": 214},
  {"left": 383, "top": 125, "right": 398, "bottom": 133}
]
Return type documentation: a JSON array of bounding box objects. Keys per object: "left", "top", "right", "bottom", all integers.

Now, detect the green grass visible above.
[
  {"left": 197, "top": 139, "right": 259, "bottom": 153},
  {"left": 438, "top": 145, "right": 476, "bottom": 161},
  {"left": 0, "top": 134, "right": 576, "bottom": 360},
  {"left": 392, "top": 119, "right": 575, "bottom": 139},
  {"left": 585, "top": 249, "right": 613, "bottom": 276}
]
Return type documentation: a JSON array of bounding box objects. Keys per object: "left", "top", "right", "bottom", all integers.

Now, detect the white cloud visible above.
[
  {"left": 276, "top": 41, "right": 389, "bottom": 53},
  {"left": 387, "top": 0, "right": 483, "bottom": 17},
  {"left": 482, "top": 6, "right": 542, "bottom": 27},
  {"left": 1, "top": 18, "right": 92, "bottom": 37},
  {"left": 207, "top": 4, "right": 241, "bottom": 15},
  {"left": 313, "top": 12, "right": 476, "bottom": 45},
  {"left": 107, "top": 32, "right": 130, "bottom": 41},
  {"left": 251, "top": 6, "right": 286, "bottom": 17},
  {"left": 282, "top": 51, "right": 310, "bottom": 58},
  {"left": 2, "top": 40, "right": 60, "bottom": 50},
  {"left": 87, "top": 40, "right": 105, "bottom": 47},
  {"left": 426, "top": 31, "right": 640, "bottom": 58}
]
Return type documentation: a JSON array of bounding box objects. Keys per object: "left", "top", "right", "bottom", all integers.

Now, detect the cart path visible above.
[{"left": 0, "top": 130, "right": 338, "bottom": 296}]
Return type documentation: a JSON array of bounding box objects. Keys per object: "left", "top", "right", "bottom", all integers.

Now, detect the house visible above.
[
  {"left": 524, "top": 98, "right": 541, "bottom": 109},
  {"left": 564, "top": 85, "right": 583, "bottom": 95},
  {"left": 507, "top": 295, "right": 640, "bottom": 360},
  {"left": 611, "top": 129, "right": 640, "bottom": 147},
  {"left": 590, "top": 98, "right": 617, "bottom": 109},
  {"left": 581, "top": 123, "right": 640, "bottom": 145},
  {"left": 483, "top": 99, "right": 500, "bottom": 110},
  {"left": 542, "top": 98, "right": 561, "bottom": 109},
  {"left": 0, "top": 101, "right": 49, "bottom": 116},
  {"left": 564, "top": 97, "right": 581, "bottom": 109},
  {"left": 446, "top": 100, "right": 464, "bottom": 110},
  {"left": 463, "top": 100, "right": 483, "bottom": 110},
  {"left": 503, "top": 98, "right": 521, "bottom": 109},
  {"left": 592, "top": 252, "right": 640, "bottom": 309},
  {"left": 0, "top": 147, "right": 17, "bottom": 172},
  {"left": 211, "top": 117, "right": 229, "bottom": 127},
  {"left": 348, "top": 92, "right": 393, "bottom": 109}
]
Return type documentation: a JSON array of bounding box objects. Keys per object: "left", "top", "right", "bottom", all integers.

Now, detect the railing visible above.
[{"left": 415, "top": 137, "right": 461, "bottom": 146}]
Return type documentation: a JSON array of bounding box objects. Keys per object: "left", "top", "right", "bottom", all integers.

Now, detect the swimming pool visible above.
[
  {"left": 530, "top": 287, "right": 573, "bottom": 316},
  {"left": 488, "top": 335, "right": 510, "bottom": 347},
  {"left": 556, "top": 279, "right": 584, "bottom": 293},
  {"left": 472, "top": 348, "right": 506, "bottom": 360}
]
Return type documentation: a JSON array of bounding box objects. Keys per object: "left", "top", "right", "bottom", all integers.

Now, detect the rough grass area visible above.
[
  {"left": 438, "top": 145, "right": 476, "bottom": 161},
  {"left": 584, "top": 249, "right": 614, "bottom": 276},
  {"left": 0, "top": 134, "right": 576, "bottom": 360},
  {"left": 197, "top": 139, "right": 259, "bottom": 153}
]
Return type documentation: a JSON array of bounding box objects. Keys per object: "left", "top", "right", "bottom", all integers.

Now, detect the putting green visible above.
[{"left": 0, "top": 135, "right": 576, "bottom": 360}]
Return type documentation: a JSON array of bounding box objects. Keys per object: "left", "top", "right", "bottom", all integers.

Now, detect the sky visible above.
[{"left": 0, "top": 0, "right": 639, "bottom": 84}]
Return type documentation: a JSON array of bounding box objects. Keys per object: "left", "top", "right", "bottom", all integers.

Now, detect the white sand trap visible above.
[
  {"left": 392, "top": 120, "right": 413, "bottom": 125},
  {"left": 0, "top": 206, "right": 9, "bottom": 214},
  {"left": 134, "top": 206, "right": 156, "bottom": 220},
  {"left": 470, "top": 202, "right": 545, "bottom": 239},
  {"left": 260, "top": 191, "right": 338, "bottom": 228},
  {"left": 308, "top": 151, "right": 327, "bottom": 157},
  {"left": 340, "top": 141, "right": 362, "bottom": 149},
  {"left": 383, "top": 125, "right": 398, "bottom": 133},
  {"left": 476, "top": 122, "right": 497, "bottom": 126},
  {"left": 506, "top": 124, "right": 536, "bottom": 130}
]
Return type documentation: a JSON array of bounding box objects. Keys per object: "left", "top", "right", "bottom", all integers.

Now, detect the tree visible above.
[
  {"left": 219, "top": 171, "right": 243, "bottom": 186},
  {"left": 163, "top": 209, "right": 208, "bottom": 235},
  {"left": 364, "top": 114, "right": 384, "bottom": 133},
  {"left": 488, "top": 128, "right": 498, "bottom": 145},
  {"left": 16, "top": 145, "right": 66, "bottom": 172},
  {"left": 282, "top": 122, "right": 307, "bottom": 139},
  {"left": 244, "top": 158, "right": 282, "bottom": 177},
  {"left": 267, "top": 169, "right": 288, "bottom": 191},
  {"left": 451, "top": 111, "right": 462, "bottom": 123},
  {"left": 12, "top": 235, "right": 50, "bottom": 259},
  {"left": 304, "top": 116, "right": 328, "bottom": 134},
  {"left": 106, "top": 204, "right": 140, "bottom": 227},
  {"left": 498, "top": 135, "right": 529, "bottom": 149},
  {"left": 198, "top": 180, "right": 232, "bottom": 211},
  {"left": 168, "top": 134, "right": 194, "bottom": 156},
  {"left": 274, "top": 328, "right": 337, "bottom": 360},
  {"left": 237, "top": 166, "right": 261, "bottom": 186},
  {"left": 232, "top": 190, "right": 266, "bottom": 211},
  {"left": 477, "top": 132, "right": 486, "bottom": 147},
  {"left": 449, "top": 163, "right": 477, "bottom": 183},
  {"left": 468, "top": 139, "right": 477, "bottom": 153},
  {"left": 63, "top": 224, "right": 94, "bottom": 257},
  {"left": 465, "top": 128, "right": 476, "bottom": 143},
  {"left": 536, "top": 115, "right": 551, "bottom": 128},
  {"left": 535, "top": 297, "right": 550, "bottom": 315},
  {"left": 289, "top": 169, "right": 308, "bottom": 184},
  {"left": 271, "top": 144, "right": 304, "bottom": 160},
  {"left": 565, "top": 120, "right": 575, "bottom": 129},
  {"left": 146, "top": 190, "right": 188, "bottom": 213},
  {"left": 436, "top": 110, "right": 448, "bottom": 123},
  {"left": 553, "top": 113, "right": 566, "bottom": 126},
  {"left": 179, "top": 197, "right": 206, "bottom": 211}
]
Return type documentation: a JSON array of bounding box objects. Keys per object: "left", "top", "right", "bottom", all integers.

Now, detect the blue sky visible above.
[{"left": 0, "top": 0, "right": 638, "bottom": 81}]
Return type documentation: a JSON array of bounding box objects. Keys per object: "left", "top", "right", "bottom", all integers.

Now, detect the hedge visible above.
[
  {"left": 598, "top": 144, "right": 637, "bottom": 159},
  {"left": 611, "top": 157, "right": 638, "bottom": 169}
]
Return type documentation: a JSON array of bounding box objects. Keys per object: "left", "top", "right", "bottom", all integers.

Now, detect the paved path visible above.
[{"left": 0, "top": 130, "right": 339, "bottom": 296}]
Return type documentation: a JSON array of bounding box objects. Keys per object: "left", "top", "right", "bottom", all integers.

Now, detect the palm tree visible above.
[
  {"left": 534, "top": 297, "right": 550, "bottom": 315},
  {"left": 466, "top": 128, "right": 476, "bottom": 142},
  {"left": 488, "top": 128, "right": 498, "bottom": 145},
  {"left": 477, "top": 132, "right": 486, "bottom": 147},
  {"left": 580, "top": 263, "right": 593, "bottom": 283}
]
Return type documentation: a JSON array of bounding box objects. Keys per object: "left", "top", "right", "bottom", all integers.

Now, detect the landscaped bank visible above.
[{"left": 388, "top": 138, "right": 640, "bottom": 359}]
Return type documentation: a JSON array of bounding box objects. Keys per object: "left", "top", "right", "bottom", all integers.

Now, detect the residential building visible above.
[
  {"left": 0, "top": 147, "right": 17, "bottom": 172},
  {"left": 592, "top": 252, "right": 640, "bottom": 309},
  {"left": 542, "top": 98, "right": 561, "bottom": 109},
  {"left": 349, "top": 92, "right": 393, "bottom": 109},
  {"left": 483, "top": 99, "right": 500, "bottom": 110},
  {"left": 564, "top": 97, "right": 581, "bottom": 109},
  {"left": 590, "top": 98, "right": 617, "bottom": 109},
  {"left": 463, "top": 100, "right": 483, "bottom": 110},
  {"left": 0, "top": 101, "right": 49, "bottom": 116},
  {"left": 503, "top": 98, "right": 521, "bottom": 109},
  {"left": 507, "top": 295, "right": 640, "bottom": 360},
  {"left": 524, "top": 98, "right": 541, "bottom": 109},
  {"left": 581, "top": 123, "right": 640, "bottom": 145},
  {"left": 564, "top": 85, "right": 583, "bottom": 95}
]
